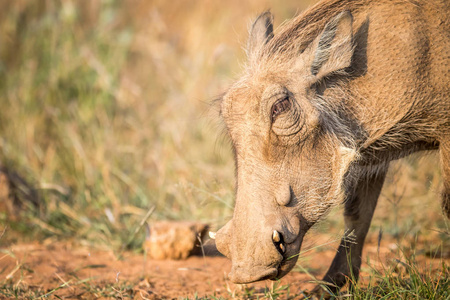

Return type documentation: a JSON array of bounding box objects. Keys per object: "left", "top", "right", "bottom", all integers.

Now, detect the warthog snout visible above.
[
  {"left": 216, "top": 223, "right": 283, "bottom": 283},
  {"left": 229, "top": 265, "right": 278, "bottom": 283},
  {"left": 215, "top": 218, "right": 303, "bottom": 284}
]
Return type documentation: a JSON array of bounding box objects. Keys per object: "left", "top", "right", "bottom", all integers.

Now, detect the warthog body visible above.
[{"left": 214, "top": 0, "right": 449, "bottom": 292}]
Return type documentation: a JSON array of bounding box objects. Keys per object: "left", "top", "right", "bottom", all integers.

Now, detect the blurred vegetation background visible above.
[
  {"left": 0, "top": 0, "right": 318, "bottom": 251},
  {"left": 0, "top": 0, "right": 447, "bottom": 255}
]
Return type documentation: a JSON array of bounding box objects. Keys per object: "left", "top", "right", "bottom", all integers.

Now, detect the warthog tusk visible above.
[
  {"left": 272, "top": 230, "right": 281, "bottom": 243},
  {"left": 209, "top": 231, "right": 216, "bottom": 239},
  {"left": 279, "top": 243, "right": 285, "bottom": 253}
]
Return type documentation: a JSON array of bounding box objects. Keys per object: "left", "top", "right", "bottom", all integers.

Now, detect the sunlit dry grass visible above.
[{"left": 0, "top": 0, "right": 321, "bottom": 249}]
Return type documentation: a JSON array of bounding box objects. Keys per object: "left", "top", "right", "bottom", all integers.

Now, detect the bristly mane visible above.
[{"left": 259, "top": 0, "right": 364, "bottom": 66}]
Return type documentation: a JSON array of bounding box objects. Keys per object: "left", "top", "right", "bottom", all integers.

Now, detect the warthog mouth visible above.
[
  {"left": 228, "top": 237, "right": 302, "bottom": 284},
  {"left": 272, "top": 235, "right": 303, "bottom": 281},
  {"left": 229, "top": 266, "right": 279, "bottom": 284}
]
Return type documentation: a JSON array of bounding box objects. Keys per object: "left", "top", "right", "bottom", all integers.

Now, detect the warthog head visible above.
[{"left": 215, "top": 10, "right": 359, "bottom": 283}]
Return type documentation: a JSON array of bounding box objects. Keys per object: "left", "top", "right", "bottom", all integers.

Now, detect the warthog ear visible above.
[
  {"left": 247, "top": 11, "right": 274, "bottom": 62},
  {"left": 310, "top": 11, "right": 354, "bottom": 80}
]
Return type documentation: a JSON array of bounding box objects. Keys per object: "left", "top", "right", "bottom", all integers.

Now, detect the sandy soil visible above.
[
  {"left": 0, "top": 241, "right": 315, "bottom": 299},
  {"left": 1, "top": 234, "right": 448, "bottom": 299}
]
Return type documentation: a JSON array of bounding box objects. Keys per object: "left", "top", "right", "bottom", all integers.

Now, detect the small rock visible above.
[{"left": 144, "top": 221, "right": 209, "bottom": 260}]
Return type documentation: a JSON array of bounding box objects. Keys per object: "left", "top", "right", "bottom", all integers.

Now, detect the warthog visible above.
[{"left": 213, "top": 0, "right": 449, "bottom": 292}]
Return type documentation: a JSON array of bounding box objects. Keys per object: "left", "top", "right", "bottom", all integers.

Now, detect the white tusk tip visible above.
[{"left": 272, "top": 230, "right": 281, "bottom": 243}]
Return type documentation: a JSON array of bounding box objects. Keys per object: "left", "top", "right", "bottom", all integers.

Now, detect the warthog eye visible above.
[{"left": 271, "top": 97, "right": 291, "bottom": 122}]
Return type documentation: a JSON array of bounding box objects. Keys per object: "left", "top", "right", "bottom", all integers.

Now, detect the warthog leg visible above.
[
  {"left": 441, "top": 140, "right": 450, "bottom": 219},
  {"left": 313, "top": 168, "right": 388, "bottom": 294}
]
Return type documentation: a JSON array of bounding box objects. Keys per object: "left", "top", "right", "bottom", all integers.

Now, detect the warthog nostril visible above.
[{"left": 272, "top": 230, "right": 285, "bottom": 255}]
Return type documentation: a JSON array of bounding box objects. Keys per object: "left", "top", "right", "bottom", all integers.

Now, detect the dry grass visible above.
[{"left": 0, "top": 0, "right": 319, "bottom": 248}]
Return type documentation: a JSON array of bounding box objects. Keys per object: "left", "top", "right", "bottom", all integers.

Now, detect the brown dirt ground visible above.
[{"left": 1, "top": 233, "right": 448, "bottom": 299}]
